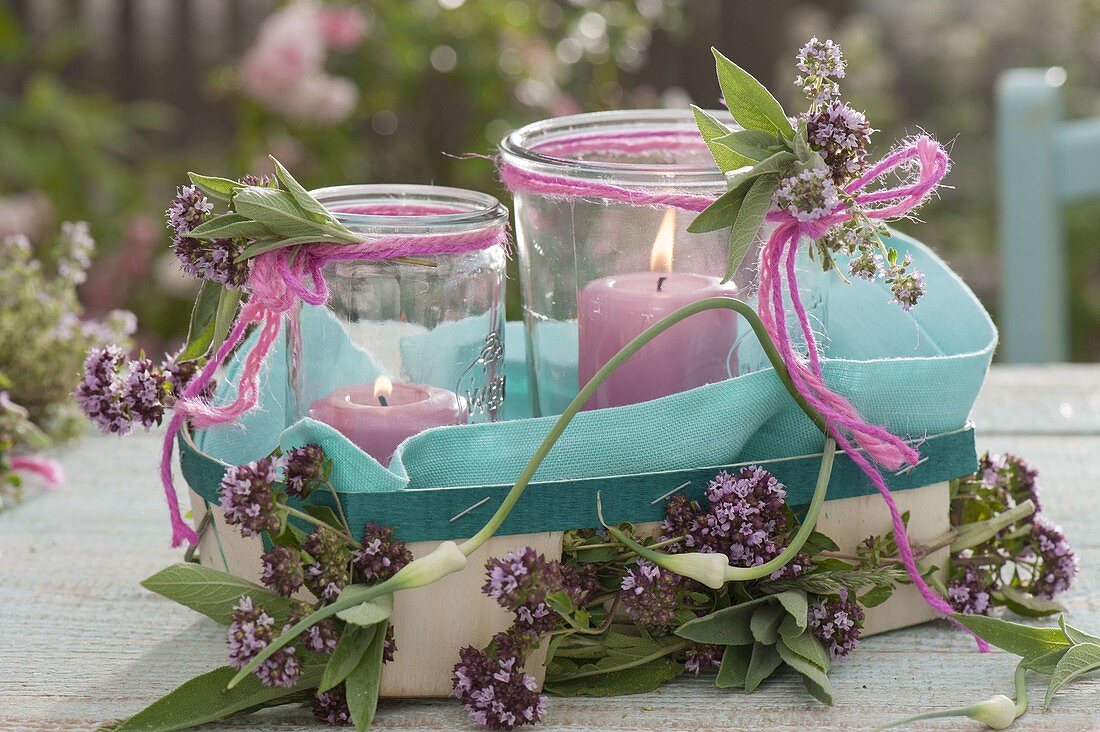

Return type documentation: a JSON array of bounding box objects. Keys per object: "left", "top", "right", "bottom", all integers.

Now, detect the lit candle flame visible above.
[
  {"left": 373, "top": 375, "right": 393, "bottom": 401},
  {"left": 649, "top": 209, "right": 676, "bottom": 273}
]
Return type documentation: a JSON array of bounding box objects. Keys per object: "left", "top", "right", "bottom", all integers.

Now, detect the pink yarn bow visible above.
[
  {"left": 160, "top": 224, "right": 509, "bottom": 548},
  {"left": 757, "top": 136, "right": 981, "bottom": 642}
]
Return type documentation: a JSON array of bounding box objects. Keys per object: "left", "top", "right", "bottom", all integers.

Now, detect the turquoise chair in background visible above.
[{"left": 998, "top": 67, "right": 1100, "bottom": 363}]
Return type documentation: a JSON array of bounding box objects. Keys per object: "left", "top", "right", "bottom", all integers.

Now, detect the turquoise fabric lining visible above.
[{"left": 187, "top": 231, "right": 995, "bottom": 539}]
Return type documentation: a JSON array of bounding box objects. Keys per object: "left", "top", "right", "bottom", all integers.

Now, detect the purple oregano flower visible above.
[
  {"left": 260, "top": 546, "right": 304, "bottom": 598},
  {"left": 809, "top": 593, "right": 864, "bottom": 659},
  {"left": 166, "top": 184, "right": 250, "bottom": 287},
  {"left": 947, "top": 565, "right": 994, "bottom": 616},
  {"left": 453, "top": 629, "right": 546, "bottom": 730},
  {"left": 282, "top": 444, "right": 328, "bottom": 498},
  {"left": 226, "top": 595, "right": 301, "bottom": 688},
  {"left": 1031, "top": 517, "right": 1078, "bottom": 599},
  {"left": 218, "top": 457, "right": 281, "bottom": 537},
  {"left": 354, "top": 523, "right": 413, "bottom": 584},
  {"left": 620, "top": 558, "right": 683, "bottom": 629},
  {"left": 303, "top": 527, "right": 351, "bottom": 602},
  {"left": 312, "top": 684, "right": 352, "bottom": 725},
  {"left": 662, "top": 466, "right": 803, "bottom": 579},
  {"left": 482, "top": 547, "right": 588, "bottom": 634}
]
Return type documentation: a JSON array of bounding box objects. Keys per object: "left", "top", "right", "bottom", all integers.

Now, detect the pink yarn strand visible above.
[
  {"left": 752, "top": 136, "right": 986, "bottom": 648},
  {"left": 157, "top": 222, "right": 508, "bottom": 547}
]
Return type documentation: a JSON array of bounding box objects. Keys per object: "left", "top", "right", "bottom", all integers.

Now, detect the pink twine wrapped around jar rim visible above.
[
  {"left": 159, "top": 210, "right": 509, "bottom": 548},
  {"left": 499, "top": 129, "right": 721, "bottom": 212}
]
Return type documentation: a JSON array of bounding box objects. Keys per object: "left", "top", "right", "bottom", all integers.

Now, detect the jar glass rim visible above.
[
  {"left": 310, "top": 184, "right": 509, "bottom": 234},
  {"left": 499, "top": 109, "right": 733, "bottom": 190}
]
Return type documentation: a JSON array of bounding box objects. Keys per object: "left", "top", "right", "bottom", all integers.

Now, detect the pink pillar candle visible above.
[
  {"left": 309, "top": 378, "right": 468, "bottom": 465},
  {"left": 578, "top": 273, "right": 739, "bottom": 410}
]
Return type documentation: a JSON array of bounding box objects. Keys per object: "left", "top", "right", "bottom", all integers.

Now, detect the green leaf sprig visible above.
[
  {"left": 882, "top": 613, "right": 1100, "bottom": 729},
  {"left": 177, "top": 157, "right": 436, "bottom": 364}
]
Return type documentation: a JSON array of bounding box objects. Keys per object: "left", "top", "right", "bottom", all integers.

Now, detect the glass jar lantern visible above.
[
  {"left": 502, "top": 109, "right": 833, "bottom": 416},
  {"left": 285, "top": 185, "right": 508, "bottom": 465}
]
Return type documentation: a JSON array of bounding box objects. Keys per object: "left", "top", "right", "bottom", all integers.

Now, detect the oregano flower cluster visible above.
[{"left": 947, "top": 452, "right": 1077, "bottom": 615}]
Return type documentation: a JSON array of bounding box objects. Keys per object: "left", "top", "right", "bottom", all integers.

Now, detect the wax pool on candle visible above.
[
  {"left": 309, "top": 376, "right": 467, "bottom": 465},
  {"left": 577, "top": 210, "right": 739, "bottom": 410}
]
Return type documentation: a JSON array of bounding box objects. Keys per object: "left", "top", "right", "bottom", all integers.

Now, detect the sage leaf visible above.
[
  {"left": 687, "top": 187, "right": 745, "bottom": 234},
  {"left": 1044, "top": 642, "right": 1100, "bottom": 710},
  {"left": 319, "top": 624, "right": 377, "bottom": 693},
  {"left": 858, "top": 584, "right": 894, "bottom": 609},
  {"left": 270, "top": 156, "right": 336, "bottom": 225},
  {"left": 997, "top": 586, "right": 1066, "bottom": 618},
  {"left": 724, "top": 173, "right": 776, "bottom": 281},
  {"left": 792, "top": 118, "right": 814, "bottom": 165},
  {"left": 951, "top": 500, "right": 1036, "bottom": 552},
  {"left": 238, "top": 235, "right": 346, "bottom": 261},
  {"left": 187, "top": 213, "right": 276, "bottom": 241},
  {"left": 209, "top": 287, "right": 241, "bottom": 362},
  {"left": 110, "top": 658, "right": 323, "bottom": 731},
  {"left": 1060, "top": 616, "right": 1100, "bottom": 646},
  {"left": 691, "top": 105, "right": 753, "bottom": 172},
  {"left": 951, "top": 613, "right": 1071, "bottom": 658},
  {"left": 775, "top": 591, "right": 808, "bottom": 630},
  {"left": 188, "top": 173, "right": 243, "bottom": 203},
  {"left": 141, "top": 563, "right": 296, "bottom": 626},
  {"left": 1022, "top": 647, "right": 1069, "bottom": 675},
  {"left": 712, "top": 48, "right": 793, "bottom": 139},
  {"left": 676, "top": 597, "right": 769, "bottom": 645},
  {"left": 233, "top": 187, "right": 328, "bottom": 239},
  {"left": 347, "top": 620, "right": 389, "bottom": 731},
  {"left": 725, "top": 151, "right": 797, "bottom": 190},
  {"left": 177, "top": 280, "right": 220, "bottom": 361},
  {"left": 750, "top": 606, "right": 784, "bottom": 645},
  {"left": 800, "top": 670, "right": 836, "bottom": 706},
  {"left": 716, "top": 644, "right": 752, "bottom": 689},
  {"left": 302, "top": 503, "right": 346, "bottom": 533},
  {"left": 544, "top": 657, "right": 681, "bottom": 697},
  {"left": 336, "top": 589, "right": 395, "bottom": 627},
  {"left": 745, "top": 642, "right": 782, "bottom": 693},
  {"left": 714, "top": 129, "right": 778, "bottom": 164},
  {"left": 777, "top": 623, "right": 830, "bottom": 671}
]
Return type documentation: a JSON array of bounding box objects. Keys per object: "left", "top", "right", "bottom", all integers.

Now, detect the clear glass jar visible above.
[
  {"left": 285, "top": 185, "right": 508, "bottom": 464},
  {"left": 501, "top": 109, "right": 830, "bottom": 415}
]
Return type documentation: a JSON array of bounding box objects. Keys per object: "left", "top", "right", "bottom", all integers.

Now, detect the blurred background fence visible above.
[{"left": 3, "top": 0, "right": 1100, "bottom": 359}]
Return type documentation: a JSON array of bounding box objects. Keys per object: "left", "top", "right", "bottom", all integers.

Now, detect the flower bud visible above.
[
  {"left": 653, "top": 551, "right": 729, "bottom": 590},
  {"left": 390, "top": 540, "right": 468, "bottom": 590},
  {"left": 968, "top": 695, "right": 1018, "bottom": 729}
]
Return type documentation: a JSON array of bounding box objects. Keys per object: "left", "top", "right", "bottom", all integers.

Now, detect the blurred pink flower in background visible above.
[
  {"left": 239, "top": 0, "right": 365, "bottom": 126},
  {"left": 319, "top": 6, "right": 368, "bottom": 51}
]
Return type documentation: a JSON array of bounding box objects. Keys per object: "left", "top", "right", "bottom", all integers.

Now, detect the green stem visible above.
[
  {"left": 458, "top": 297, "right": 827, "bottom": 558},
  {"left": 283, "top": 506, "right": 357, "bottom": 547},
  {"left": 230, "top": 297, "right": 831, "bottom": 690},
  {"left": 322, "top": 479, "right": 352, "bottom": 535},
  {"left": 550, "top": 640, "right": 692, "bottom": 683},
  {"left": 1013, "top": 661, "right": 1028, "bottom": 717}
]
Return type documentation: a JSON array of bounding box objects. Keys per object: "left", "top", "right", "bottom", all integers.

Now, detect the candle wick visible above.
[
  {"left": 656, "top": 276, "right": 667, "bottom": 292},
  {"left": 378, "top": 395, "right": 389, "bottom": 407}
]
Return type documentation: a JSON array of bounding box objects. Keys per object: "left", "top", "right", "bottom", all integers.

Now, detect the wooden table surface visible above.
[{"left": 2, "top": 365, "right": 1098, "bottom": 731}]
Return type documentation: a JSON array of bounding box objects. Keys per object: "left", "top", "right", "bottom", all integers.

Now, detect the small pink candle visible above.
[
  {"left": 577, "top": 211, "right": 739, "bottom": 409},
  {"left": 310, "top": 376, "right": 468, "bottom": 465}
]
